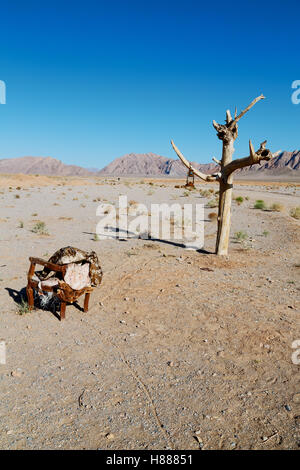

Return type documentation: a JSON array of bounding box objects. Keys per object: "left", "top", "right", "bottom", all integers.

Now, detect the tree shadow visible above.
[{"left": 84, "top": 228, "right": 213, "bottom": 254}]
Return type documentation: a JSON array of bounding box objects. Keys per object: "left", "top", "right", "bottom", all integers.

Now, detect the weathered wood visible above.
[
  {"left": 84, "top": 292, "right": 90, "bottom": 312},
  {"left": 171, "top": 95, "right": 273, "bottom": 256},
  {"left": 60, "top": 302, "right": 66, "bottom": 320},
  {"left": 26, "top": 257, "right": 95, "bottom": 320}
]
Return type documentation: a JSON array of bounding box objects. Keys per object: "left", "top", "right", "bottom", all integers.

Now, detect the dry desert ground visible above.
[{"left": 0, "top": 174, "right": 299, "bottom": 450}]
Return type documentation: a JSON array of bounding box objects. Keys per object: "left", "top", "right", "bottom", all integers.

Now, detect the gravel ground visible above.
[{"left": 0, "top": 175, "right": 299, "bottom": 449}]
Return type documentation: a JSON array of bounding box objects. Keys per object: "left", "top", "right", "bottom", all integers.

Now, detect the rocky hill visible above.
[
  {"left": 0, "top": 156, "right": 92, "bottom": 177},
  {"left": 0, "top": 150, "right": 299, "bottom": 177}
]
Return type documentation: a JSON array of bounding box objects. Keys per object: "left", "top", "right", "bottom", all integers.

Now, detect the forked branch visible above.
[
  {"left": 170, "top": 140, "right": 220, "bottom": 182},
  {"left": 223, "top": 140, "right": 273, "bottom": 176},
  {"left": 230, "top": 94, "right": 265, "bottom": 126}
]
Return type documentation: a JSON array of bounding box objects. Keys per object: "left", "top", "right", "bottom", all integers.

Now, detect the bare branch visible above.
[
  {"left": 171, "top": 140, "right": 218, "bottom": 182},
  {"left": 230, "top": 95, "right": 265, "bottom": 126},
  {"left": 223, "top": 139, "right": 273, "bottom": 176},
  {"left": 226, "top": 110, "right": 232, "bottom": 124},
  {"left": 212, "top": 157, "right": 221, "bottom": 165}
]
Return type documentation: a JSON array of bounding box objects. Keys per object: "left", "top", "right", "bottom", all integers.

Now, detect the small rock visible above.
[
  {"left": 11, "top": 370, "right": 21, "bottom": 378},
  {"left": 285, "top": 404, "right": 291, "bottom": 411},
  {"left": 293, "top": 394, "right": 300, "bottom": 404},
  {"left": 105, "top": 432, "right": 114, "bottom": 441},
  {"left": 167, "top": 361, "right": 174, "bottom": 367}
]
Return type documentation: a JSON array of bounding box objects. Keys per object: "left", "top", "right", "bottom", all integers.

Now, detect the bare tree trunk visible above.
[
  {"left": 171, "top": 95, "right": 273, "bottom": 256},
  {"left": 214, "top": 115, "right": 236, "bottom": 256}
]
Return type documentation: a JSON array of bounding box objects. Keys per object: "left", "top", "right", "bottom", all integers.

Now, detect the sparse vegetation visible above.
[
  {"left": 207, "top": 198, "right": 218, "bottom": 208},
  {"left": 262, "top": 230, "right": 269, "bottom": 237},
  {"left": 234, "top": 231, "right": 248, "bottom": 242},
  {"left": 254, "top": 199, "right": 266, "bottom": 210},
  {"left": 235, "top": 196, "right": 244, "bottom": 205},
  {"left": 290, "top": 207, "right": 300, "bottom": 219},
  {"left": 208, "top": 212, "right": 218, "bottom": 220},
  {"left": 31, "top": 221, "right": 49, "bottom": 235},
  {"left": 270, "top": 203, "right": 284, "bottom": 212},
  {"left": 93, "top": 233, "right": 100, "bottom": 241},
  {"left": 18, "top": 221, "right": 24, "bottom": 228},
  {"left": 17, "top": 297, "right": 30, "bottom": 315}
]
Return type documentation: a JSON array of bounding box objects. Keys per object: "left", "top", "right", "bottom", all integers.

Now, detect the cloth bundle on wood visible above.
[{"left": 34, "top": 246, "right": 102, "bottom": 304}]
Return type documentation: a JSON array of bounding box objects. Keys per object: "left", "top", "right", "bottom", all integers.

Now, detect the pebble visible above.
[
  {"left": 293, "top": 394, "right": 300, "bottom": 404},
  {"left": 105, "top": 432, "right": 114, "bottom": 441},
  {"left": 11, "top": 370, "right": 22, "bottom": 378}
]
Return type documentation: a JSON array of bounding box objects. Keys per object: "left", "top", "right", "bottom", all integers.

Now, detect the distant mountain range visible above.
[{"left": 0, "top": 150, "right": 299, "bottom": 178}]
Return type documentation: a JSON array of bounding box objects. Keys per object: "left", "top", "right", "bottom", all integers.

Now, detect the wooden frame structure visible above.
[{"left": 26, "top": 257, "right": 93, "bottom": 320}]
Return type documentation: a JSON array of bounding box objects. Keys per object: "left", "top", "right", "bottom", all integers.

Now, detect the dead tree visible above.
[{"left": 171, "top": 95, "right": 273, "bottom": 256}]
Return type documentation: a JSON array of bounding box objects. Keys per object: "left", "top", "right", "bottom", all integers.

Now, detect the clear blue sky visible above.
[{"left": 0, "top": 0, "right": 299, "bottom": 168}]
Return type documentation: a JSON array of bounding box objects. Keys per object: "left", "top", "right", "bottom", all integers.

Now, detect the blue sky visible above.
[{"left": 0, "top": 0, "right": 299, "bottom": 168}]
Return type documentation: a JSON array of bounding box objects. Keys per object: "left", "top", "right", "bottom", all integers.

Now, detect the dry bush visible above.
[
  {"left": 290, "top": 207, "right": 300, "bottom": 219},
  {"left": 269, "top": 203, "right": 284, "bottom": 212},
  {"left": 208, "top": 212, "right": 218, "bottom": 220},
  {"left": 254, "top": 200, "right": 266, "bottom": 210},
  {"left": 207, "top": 199, "right": 218, "bottom": 208}
]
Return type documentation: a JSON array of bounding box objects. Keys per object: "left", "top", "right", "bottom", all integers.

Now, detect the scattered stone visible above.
[
  {"left": 11, "top": 370, "right": 22, "bottom": 378},
  {"left": 105, "top": 432, "right": 114, "bottom": 441},
  {"left": 293, "top": 394, "right": 300, "bottom": 404},
  {"left": 285, "top": 404, "right": 291, "bottom": 411}
]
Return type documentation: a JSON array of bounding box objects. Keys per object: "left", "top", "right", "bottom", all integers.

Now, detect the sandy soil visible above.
[{"left": 0, "top": 175, "right": 299, "bottom": 450}]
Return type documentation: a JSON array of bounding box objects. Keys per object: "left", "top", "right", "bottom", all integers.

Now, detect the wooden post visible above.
[
  {"left": 84, "top": 293, "right": 90, "bottom": 312},
  {"left": 60, "top": 302, "right": 66, "bottom": 320}
]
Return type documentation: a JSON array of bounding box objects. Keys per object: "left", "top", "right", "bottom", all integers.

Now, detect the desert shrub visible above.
[
  {"left": 262, "top": 230, "right": 269, "bottom": 237},
  {"left": 183, "top": 191, "right": 190, "bottom": 197},
  {"left": 235, "top": 196, "right": 244, "bottom": 205},
  {"left": 17, "top": 297, "right": 30, "bottom": 315},
  {"left": 208, "top": 212, "right": 218, "bottom": 220},
  {"left": 93, "top": 233, "right": 100, "bottom": 241},
  {"left": 15, "top": 194, "right": 20, "bottom": 199},
  {"left": 254, "top": 199, "right": 266, "bottom": 210},
  {"left": 207, "top": 199, "right": 218, "bottom": 208},
  {"left": 31, "top": 221, "right": 49, "bottom": 235},
  {"left": 290, "top": 207, "right": 300, "bottom": 219},
  {"left": 269, "top": 203, "right": 283, "bottom": 212},
  {"left": 234, "top": 231, "right": 248, "bottom": 242},
  {"left": 18, "top": 221, "right": 24, "bottom": 228}
]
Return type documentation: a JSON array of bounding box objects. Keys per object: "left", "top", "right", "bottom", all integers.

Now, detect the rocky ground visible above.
[{"left": 0, "top": 175, "right": 299, "bottom": 449}]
